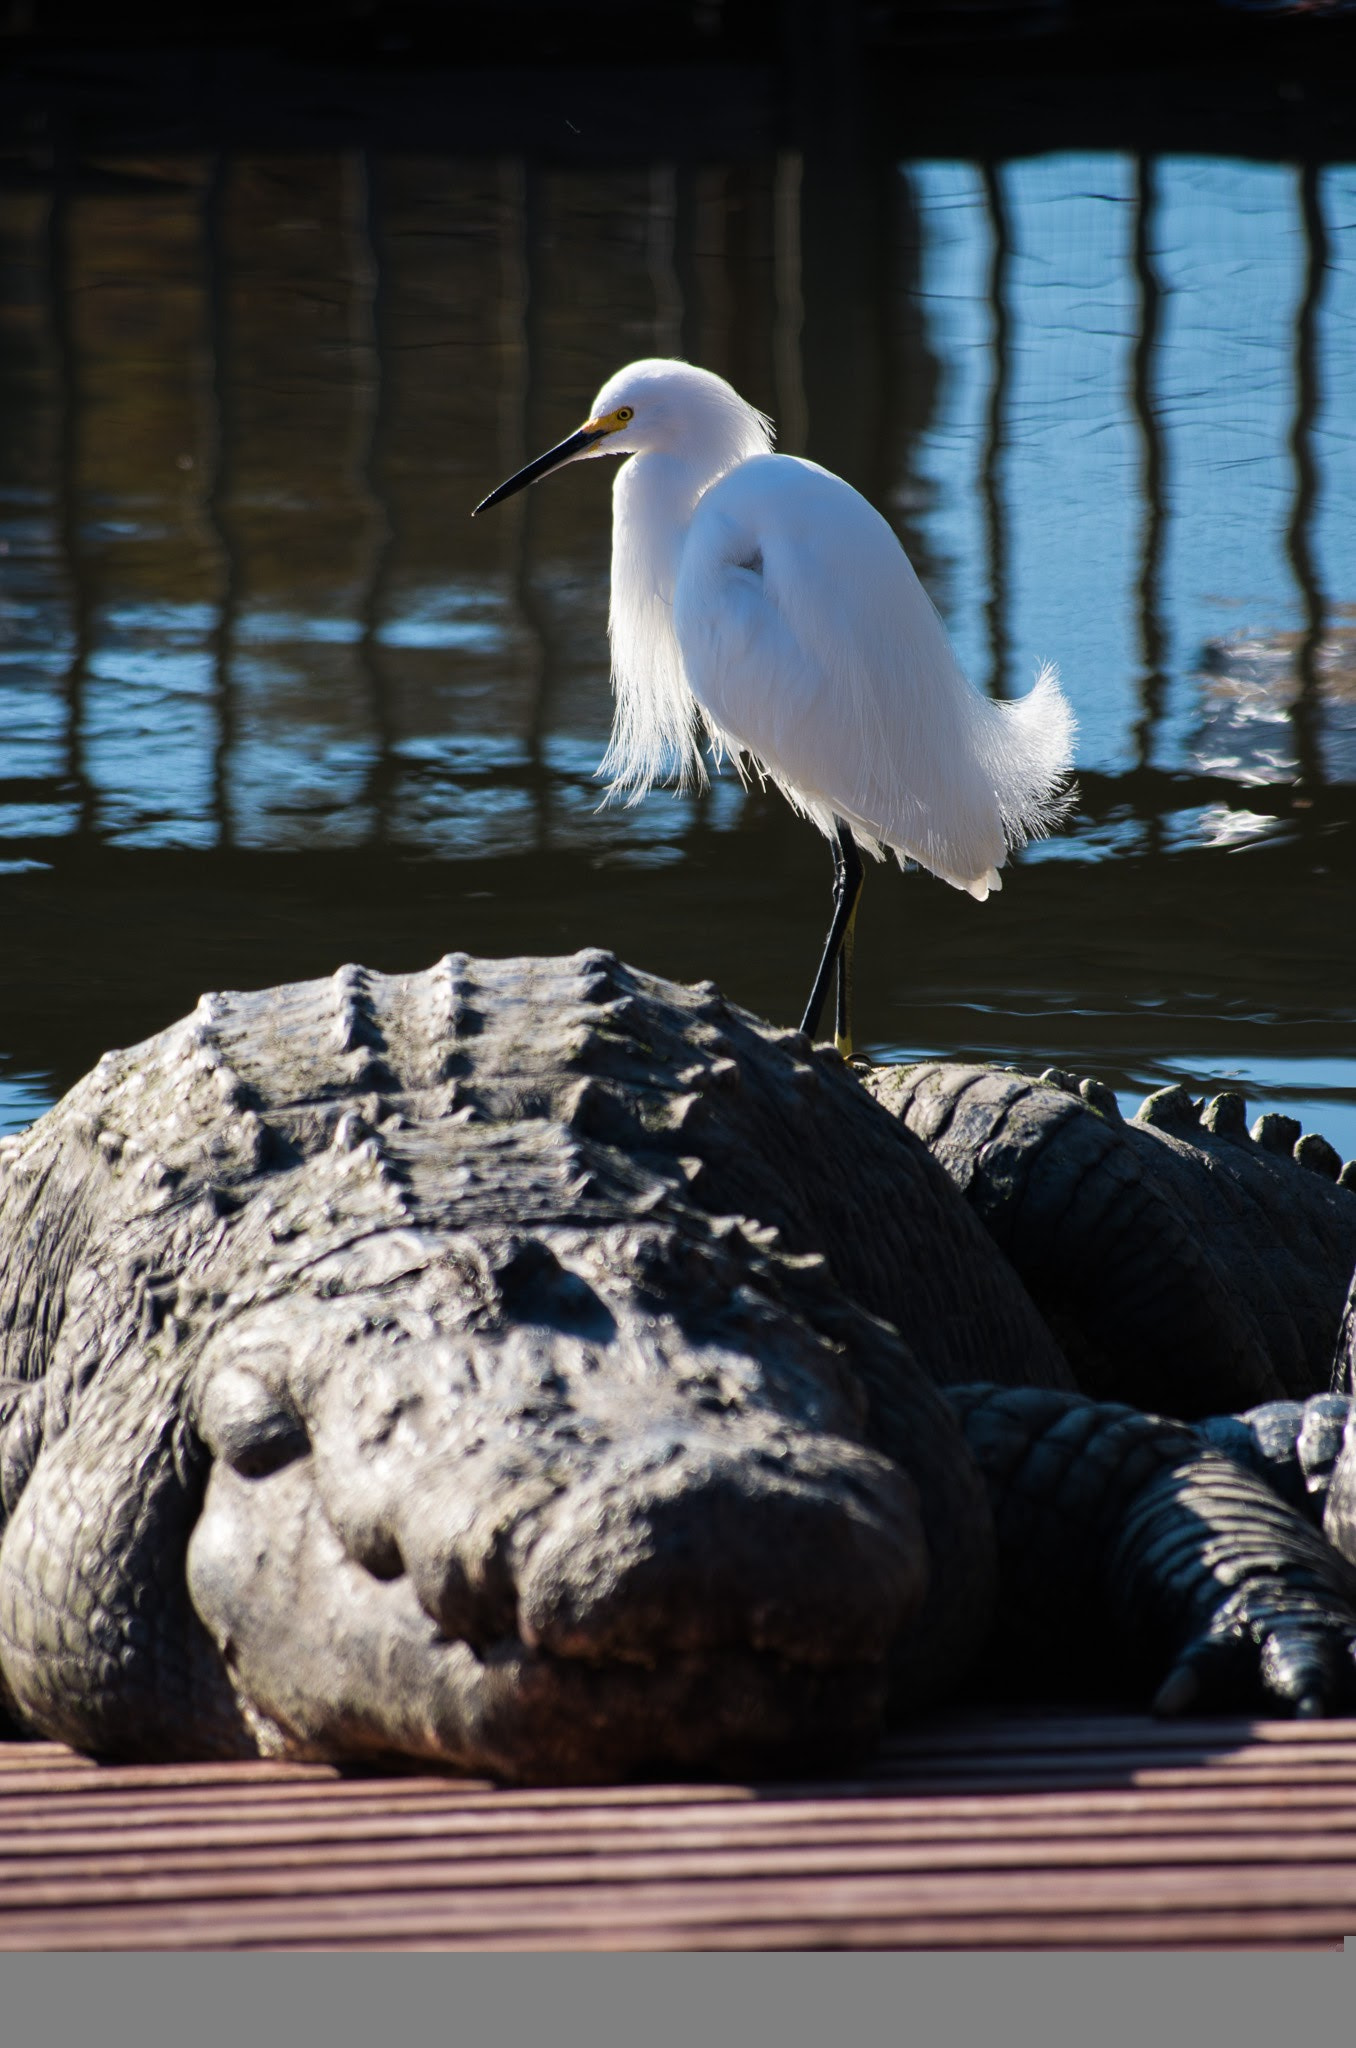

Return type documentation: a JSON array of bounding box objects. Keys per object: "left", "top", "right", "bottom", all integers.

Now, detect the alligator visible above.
[{"left": 1, "top": 950, "right": 1354, "bottom": 1783}]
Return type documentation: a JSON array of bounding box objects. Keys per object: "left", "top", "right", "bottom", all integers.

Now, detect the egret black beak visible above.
[{"left": 472, "top": 425, "right": 608, "bottom": 516}]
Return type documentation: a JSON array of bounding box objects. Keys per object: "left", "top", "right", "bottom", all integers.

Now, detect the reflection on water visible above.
[
  {"left": 1118, "top": 1057, "right": 1356, "bottom": 1169},
  {"left": 0, "top": 1063, "right": 52, "bottom": 1139},
  {"left": 1, "top": 139, "right": 1354, "bottom": 1157},
  {"left": 1195, "top": 627, "right": 1356, "bottom": 788}
]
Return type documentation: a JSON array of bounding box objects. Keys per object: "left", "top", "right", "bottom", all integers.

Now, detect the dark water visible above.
[{"left": 2, "top": 139, "right": 1354, "bottom": 1156}]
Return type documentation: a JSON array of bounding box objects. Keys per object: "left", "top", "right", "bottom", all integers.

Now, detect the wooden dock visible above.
[{"left": 2, "top": 1710, "right": 1355, "bottom": 1950}]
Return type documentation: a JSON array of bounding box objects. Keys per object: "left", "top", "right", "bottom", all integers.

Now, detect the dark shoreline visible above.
[{"left": 4, "top": 2, "right": 1356, "bottom": 168}]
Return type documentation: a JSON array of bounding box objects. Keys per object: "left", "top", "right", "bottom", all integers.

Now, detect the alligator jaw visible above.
[{"left": 185, "top": 1454, "right": 907, "bottom": 1781}]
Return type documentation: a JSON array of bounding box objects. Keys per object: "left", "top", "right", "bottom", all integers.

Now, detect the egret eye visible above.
[{"left": 615, "top": 407, "right": 633, "bottom": 423}]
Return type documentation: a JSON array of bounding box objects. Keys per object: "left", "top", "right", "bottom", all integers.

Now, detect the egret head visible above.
[{"left": 472, "top": 359, "right": 773, "bottom": 515}]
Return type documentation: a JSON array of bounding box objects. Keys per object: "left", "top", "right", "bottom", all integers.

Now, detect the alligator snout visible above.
[
  {"left": 384, "top": 1425, "right": 927, "bottom": 1668},
  {"left": 511, "top": 1437, "right": 927, "bottom": 1668}
]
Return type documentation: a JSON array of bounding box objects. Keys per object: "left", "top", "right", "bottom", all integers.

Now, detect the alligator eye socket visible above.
[
  {"left": 226, "top": 1415, "right": 310, "bottom": 1480},
  {"left": 196, "top": 1366, "right": 310, "bottom": 1479}
]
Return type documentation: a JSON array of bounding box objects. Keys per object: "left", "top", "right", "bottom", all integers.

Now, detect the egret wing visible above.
[{"left": 674, "top": 454, "right": 1072, "bottom": 893}]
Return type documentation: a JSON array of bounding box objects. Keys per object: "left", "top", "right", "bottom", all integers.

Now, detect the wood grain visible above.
[{"left": 2, "top": 1711, "right": 1354, "bottom": 1950}]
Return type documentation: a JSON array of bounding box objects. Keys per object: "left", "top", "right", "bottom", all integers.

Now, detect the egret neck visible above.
[{"left": 605, "top": 447, "right": 726, "bottom": 799}]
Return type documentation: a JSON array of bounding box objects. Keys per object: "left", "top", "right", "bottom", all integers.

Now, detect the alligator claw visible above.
[
  {"left": 1154, "top": 1606, "right": 1356, "bottom": 1719},
  {"left": 1151, "top": 1626, "right": 1252, "bottom": 1718},
  {"left": 1257, "top": 1616, "right": 1356, "bottom": 1717}
]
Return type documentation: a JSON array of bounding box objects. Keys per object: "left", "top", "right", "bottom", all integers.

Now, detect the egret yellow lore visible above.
[{"left": 473, "top": 358, "right": 1075, "bottom": 1056}]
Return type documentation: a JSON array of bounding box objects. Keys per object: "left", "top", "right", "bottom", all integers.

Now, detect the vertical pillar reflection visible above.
[
  {"left": 648, "top": 156, "right": 706, "bottom": 826},
  {"left": 980, "top": 158, "right": 1011, "bottom": 701},
  {"left": 673, "top": 163, "right": 702, "bottom": 369},
  {"left": 1287, "top": 158, "right": 1329, "bottom": 796},
  {"left": 648, "top": 163, "right": 683, "bottom": 359},
  {"left": 45, "top": 165, "right": 96, "bottom": 841},
  {"left": 692, "top": 169, "right": 732, "bottom": 378},
  {"left": 787, "top": 0, "right": 885, "bottom": 495},
  {"left": 350, "top": 148, "right": 398, "bottom": 845},
  {"left": 506, "top": 160, "right": 563, "bottom": 853},
  {"left": 772, "top": 150, "right": 808, "bottom": 457},
  {"left": 1130, "top": 153, "right": 1167, "bottom": 785},
  {"left": 202, "top": 153, "right": 240, "bottom": 849}
]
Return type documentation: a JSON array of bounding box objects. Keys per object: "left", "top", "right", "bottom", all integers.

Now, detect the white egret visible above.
[{"left": 473, "top": 359, "right": 1074, "bottom": 1055}]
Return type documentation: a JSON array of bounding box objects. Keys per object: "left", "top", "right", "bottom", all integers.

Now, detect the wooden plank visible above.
[
  {"left": 2, "top": 1818, "right": 1356, "bottom": 1903},
  {"left": 4, "top": 1775, "right": 1356, "bottom": 1845},
  {"left": 2, "top": 1789, "right": 1356, "bottom": 1866},
  {"left": 2, "top": 1855, "right": 1354, "bottom": 1950},
  {"left": 5, "top": 1794, "right": 1356, "bottom": 1862},
  {"left": 3, "top": 1713, "right": 1355, "bottom": 1950}
]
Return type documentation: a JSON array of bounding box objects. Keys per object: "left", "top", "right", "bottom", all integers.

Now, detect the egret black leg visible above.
[
  {"left": 799, "top": 821, "right": 864, "bottom": 1050},
  {"left": 834, "top": 889, "right": 860, "bottom": 1056}
]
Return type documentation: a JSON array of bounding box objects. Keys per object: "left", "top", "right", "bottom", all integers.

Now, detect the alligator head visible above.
[{"left": 182, "top": 1212, "right": 931, "bottom": 1781}]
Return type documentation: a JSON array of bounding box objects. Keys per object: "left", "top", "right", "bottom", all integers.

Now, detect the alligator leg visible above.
[{"left": 946, "top": 1384, "right": 1356, "bottom": 1717}]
